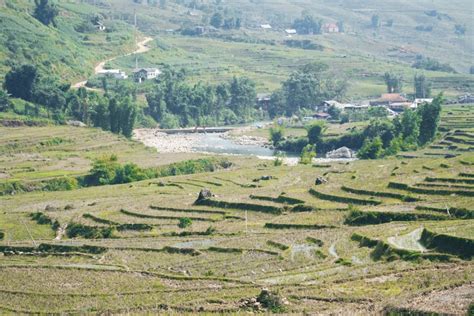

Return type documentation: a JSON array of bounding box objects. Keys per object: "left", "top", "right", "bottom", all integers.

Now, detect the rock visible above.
[
  {"left": 315, "top": 177, "right": 328, "bottom": 185},
  {"left": 66, "top": 120, "right": 87, "bottom": 127},
  {"left": 326, "top": 146, "right": 355, "bottom": 159},
  {"left": 196, "top": 188, "right": 213, "bottom": 202}
]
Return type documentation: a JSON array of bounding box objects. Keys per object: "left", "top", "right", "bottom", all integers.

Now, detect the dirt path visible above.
[{"left": 72, "top": 37, "right": 153, "bottom": 89}]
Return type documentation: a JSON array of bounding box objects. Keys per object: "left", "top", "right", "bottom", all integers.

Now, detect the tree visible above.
[
  {"left": 417, "top": 94, "right": 443, "bottom": 145},
  {"left": 108, "top": 98, "right": 120, "bottom": 134},
  {"left": 384, "top": 72, "right": 403, "bottom": 93},
  {"left": 210, "top": 12, "right": 223, "bottom": 28},
  {"left": 119, "top": 97, "right": 137, "bottom": 138},
  {"left": 470, "top": 66, "right": 474, "bottom": 75},
  {"left": 397, "top": 109, "right": 420, "bottom": 144},
  {"left": 454, "top": 24, "right": 466, "bottom": 35},
  {"left": 368, "top": 106, "right": 388, "bottom": 118},
  {"left": 33, "top": 0, "right": 59, "bottom": 27},
  {"left": 300, "top": 144, "right": 316, "bottom": 164},
  {"left": 358, "top": 137, "right": 383, "bottom": 159},
  {"left": 293, "top": 13, "right": 322, "bottom": 34},
  {"left": 269, "top": 126, "right": 284, "bottom": 146},
  {"left": 371, "top": 15, "right": 380, "bottom": 29},
  {"left": 306, "top": 121, "right": 326, "bottom": 144},
  {"left": 0, "top": 90, "right": 9, "bottom": 112},
  {"left": 281, "top": 63, "right": 347, "bottom": 116},
  {"left": 229, "top": 77, "right": 256, "bottom": 121},
  {"left": 159, "top": 0, "right": 167, "bottom": 9},
  {"left": 414, "top": 74, "right": 431, "bottom": 98},
  {"left": 3, "top": 65, "right": 38, "bottom": 101},
  {"left": 328, "top": 105, "right": 341, "bottom": 120}
]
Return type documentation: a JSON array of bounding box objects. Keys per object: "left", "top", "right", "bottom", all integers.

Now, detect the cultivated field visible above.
[{"left": 0, "top": 105, "right": 472, "bottom": 314}]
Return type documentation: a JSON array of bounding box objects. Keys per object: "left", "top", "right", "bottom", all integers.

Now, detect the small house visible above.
[
  {"left": 370, "top": 93, "right": 408, "bottom": 106},
  {"left": 133, "top": 68, "right": 161, "bottom": 83},
  {"left": 322, "top": 23, "right": 339, "bottom": 33},
  {"left": 95, "top": 22, "right": 106, "bottom": 31},
  {"left": 256, "top": 93, "right": 271, "bottom": 111},
  {"left": 260, "top": 24, "right": 272, "bottom": 29},
  {"left": 412, "top": 98, "right": 433, "bottom": 108},
  {"left": 285, "top": 29, "right": 297, "bottom": 35}
]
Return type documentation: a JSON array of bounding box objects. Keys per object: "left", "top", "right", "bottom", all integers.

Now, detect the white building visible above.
[
  {"left": 260, "top": 24, "right": 272, "bottom": 29},
  {"left": 133, "top": 68, "right": 161, "bottom": 83},
  {"left": 97, "top": 69, "right": 128, "bottom": 80},
  {"left": 285, "top": 29, "right": 297, "bottom": 35}
]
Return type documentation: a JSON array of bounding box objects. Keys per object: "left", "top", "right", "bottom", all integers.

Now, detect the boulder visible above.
[
  {"left": 315, "top": 177, "right": 328, "bottom": 185},
  {"left": 196, "top": 188, "right": 213, "bottom": 202},
  {"left": 326, "top": 146, "right": 355, "bottom": 159},
  {"left": 66, "top": 120, "right": 87, "bottom": 127}
]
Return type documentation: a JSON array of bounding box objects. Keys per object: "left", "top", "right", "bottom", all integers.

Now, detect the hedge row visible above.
[
  {"left": 264, "top": 223, "right": 335, "bottom": 230},
  {"left": 415, "top": 183, "right": 474, "bottom": 190},
  {"left": 290, "top": 204, "right": 318, "bottom": 212},
  {"left": 425, "top": 177, "right": 474, "bottom": 184},
  {"left": 164, "top": 227, "right": 216, "bottom": 237},
  {"left": 415, "top": 206, "right": 474, "bottom": 219},
  {"left": 66, "top": 223, "right": 113, "bottom": 239},
  {"left": 162, "top": 246, "right": 201, "bottom": 256},
  {"left": 188, "top": 179, "right": 223, "bottom": 187},
  {"left": 420, "top": 228, "right": 474, "bottom": 259},
  {"left": 0, "top": 177, "right": 78, "bottom": 196},
  {"left": 344, "top": 210, "right": 448, "bottom": 226},
  {"left": 120, "top": 209, "right": 217, "bottom": 222},
  {"left": 194, "top": 199, "right": 283, "bottom": 214},
  {"left": 207, "top": 247, "right": 242, "bottom": 254},
  {"left": 309, "top": 188, "right": 382, "bottom": 206},
  {"left": 266, "top": 240, "right": 289, "bottom": 251},
  {"left": 388, "top": 182, "right": 474, "bottom": 197},
  {"left": 351, "top": 233, "right": 452, "bottom": 262},
  {"left": 37, "top": 244, "right": 107, "bottom": 254},
  {"left": 459, "top": 173, "right": 474, "bottom": 178},
  {"left": 0, "top": 243, "right": 107, "bottom": 255},
  {"left": 83, "top": 213, "right": 153, "bottom": 231},
  {"left": 341, "top": 186, "right": 419, "bottom": 202},
  {"left": 250, "top": 194, "right": 305, "bottom": 205},
  {"left": 149, "top": 205, "right": 226, "bottom": 215}
]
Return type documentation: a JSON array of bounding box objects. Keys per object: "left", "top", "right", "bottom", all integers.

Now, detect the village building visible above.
[
  {"left": 285, "top": 29, "right": 297, "bottom": 35},
  {"left": 97, "top": 69, "right": 128, "bottom": 80},
  {"left": 260, "top": 24, "right": 272, "bottom": 29},
  {"left": 312, "top": 112, "right": 331, "bottom": 120},
  {"left": 369, "top": 93, "right": 408, "bottom": 106},
  {"left": 322, "top": 23, "right": 339, "bottom": 33},
  {"left": 133, "top": 68, "right": 161, "bottom": 83},
  {"left": 256, "top": 93, "right": 271, "bottom": 111},
  {"left": 95, "top": 22, "right": 106, "bottom": 31}
]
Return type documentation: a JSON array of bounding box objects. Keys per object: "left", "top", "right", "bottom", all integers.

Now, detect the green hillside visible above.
[{"left": 0, "top": 0, "right": 135, "bottom": 82}]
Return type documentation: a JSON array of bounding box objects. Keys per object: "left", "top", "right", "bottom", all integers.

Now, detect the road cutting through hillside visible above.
[{"left": 72, "top": 37, "right": 153, "bottom": 89}]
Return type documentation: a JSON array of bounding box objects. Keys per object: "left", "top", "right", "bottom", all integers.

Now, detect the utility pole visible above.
[{"left": 134, "top": 10, "right": 138, "bottom": 70}]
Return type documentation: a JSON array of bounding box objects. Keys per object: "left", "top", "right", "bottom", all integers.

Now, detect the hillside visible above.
[
  {"left": 1, "top": 0, "right": 473, "bottom": 98},
  {"left": 0, "top": 0, "right": 135, "bottom": 82}
]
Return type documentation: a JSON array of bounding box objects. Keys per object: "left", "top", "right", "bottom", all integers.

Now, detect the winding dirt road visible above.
[{"left": 72, "top": 37, "right": 153, "bottom": 89}]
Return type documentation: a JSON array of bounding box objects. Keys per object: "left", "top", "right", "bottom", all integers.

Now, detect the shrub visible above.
[
  {"left": 269, "top": 126, "right": 284, "bottom": 146},
  {"left": 420, "top": 228, "right": 473, "bottom": 259},
  {"left": 178, "top": 217, "right": 192, "bottom": 229},
  {"left": 0, "top": 231, "right": 4, "bottom": 240},
  {"left": 66, "top": 223, "right": 113, "bottom": 239},
  {"left": 300, "top": 144, "right": 316, "bottom": 164},
  {"left": 42, "top": 177, "right": 78, "bottom": 191},
  {"left": 344, "top": 210, "right": 447, "bottom": 226},
  {"left": 257, "top": 289, "right": 286, "bottom": 312},
  {"left": 358, "top": 137, "right": 383, "bottom": 159}
]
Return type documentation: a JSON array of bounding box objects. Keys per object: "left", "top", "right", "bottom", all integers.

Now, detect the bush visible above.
[
  {"left": 257, "top": 289, "right": 286, "bottom": 312},
  {"left": 358, "top": 136, "right": 383, "bottom": 159},
  {"left": 178, "top": 217, "right": 192, "bottom": 229},
  {"left": 42, "top": 177, "right": 78, "bottom": 191},
  {"left": 66, "top": 223, "right": 113, "bottom": 239},
  {"left": 269, "top": 126, "right": 284, "bottom": 145},
  {"left": 300, "top": 144, "right": 316, "bottom": 164},
  {"left": 0, "top": 231, "right": 4, "bottom": 240}
]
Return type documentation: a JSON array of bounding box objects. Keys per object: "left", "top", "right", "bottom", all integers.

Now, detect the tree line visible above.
[
  {"left": 2, "top": 64, "right": 138, "bottom": 137},
  {"left": 145, "top": 67, "right": 257, "bottom": 128}
]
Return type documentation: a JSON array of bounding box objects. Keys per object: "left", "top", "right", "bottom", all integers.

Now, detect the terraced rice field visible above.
[{"left": 0, "top": 105, "right": 473, "bottom": 314}]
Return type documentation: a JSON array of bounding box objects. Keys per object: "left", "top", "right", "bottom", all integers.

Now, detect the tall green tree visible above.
[
  {"left": 417, "top": 94, "right": 443, "bottom": 145},
  {"left": 108, "top": 98, "right": 120, "bottom": 134},
  {"left": 33, "top": 0, "right": 59, "bottom": 27},
  {"left": 414, "top": 74, "right": 431, "bottom": 98},
  {"left": 3, "top": 64, "right": 38, "bottom": 101},
  {"left": 384, "top": 72, "right": 403, "bottom": 93},
  {"left": 229, "top": 77, "right": 256, "bottom": 121}
]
